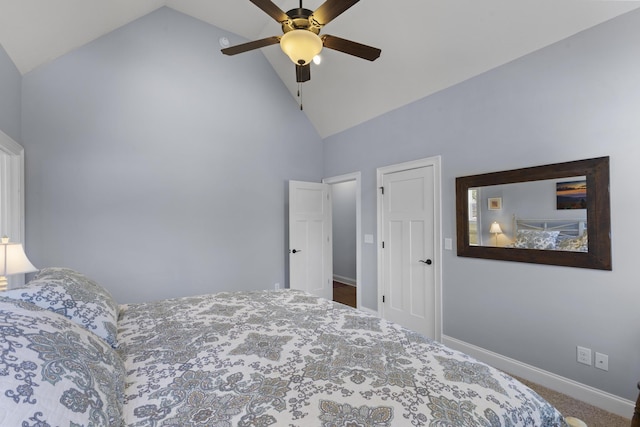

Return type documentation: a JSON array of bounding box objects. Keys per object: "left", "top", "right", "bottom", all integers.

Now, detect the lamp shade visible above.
[
  {"left": 1, "top": 238, "right": 37, "bottom": 276},
  {"left": 489, "top": 222, "right": 502, "bottom": 234},
  {"left": 280, "top": 30, "right": 323, "bottom": 65}
]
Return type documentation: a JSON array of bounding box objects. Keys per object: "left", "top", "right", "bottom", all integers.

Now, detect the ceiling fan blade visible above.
[
  {"left": 221, "top": 36, "right": 281, "bottom": 56},
  {"left": 312, "top": 0, "right": 360, "bottom": 26},
  {"left": 249, "top": 0, "right": 289, "bottom": 22},
  {"left": 321, "top": 35, "right": 381, "bottom": 61},
  {"left": 296, "top": 64, "right": 311, "bottom": 83}
]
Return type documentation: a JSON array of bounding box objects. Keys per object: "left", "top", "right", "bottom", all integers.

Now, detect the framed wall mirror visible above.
[{"left": 456, "top": 157, "right": 611, "bottom": 270}]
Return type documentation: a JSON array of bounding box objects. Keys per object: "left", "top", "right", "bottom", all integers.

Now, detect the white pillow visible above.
[
  {"left": 0, "top": 296, "right": 124, "bottom": 426},
  {"left": 3, "top": 267, "right": 118, "bottom": 347}
]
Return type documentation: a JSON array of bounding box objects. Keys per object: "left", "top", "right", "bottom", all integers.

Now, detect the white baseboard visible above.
[
  {"left": 441, "top": 335, "right": 634, "bottom": 419},
  {"left": 333, "top": 275, "right": 356, "bottom": 287}
]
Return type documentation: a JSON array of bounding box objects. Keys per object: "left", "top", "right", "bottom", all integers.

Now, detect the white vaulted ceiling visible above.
[{"left": 1, "top": 0, "right": 639, "bottom": 137}]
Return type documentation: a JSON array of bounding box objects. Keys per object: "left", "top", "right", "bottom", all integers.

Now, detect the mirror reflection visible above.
[
  {"left": 469, "top": 177, "right": 588, "bottom": 252},
  {"left": 455, "top": 156, "right": 611, "bottom": 270}
]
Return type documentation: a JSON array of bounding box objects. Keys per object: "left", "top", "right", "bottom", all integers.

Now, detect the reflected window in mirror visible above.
[{"left": 468, "top": 188, "right": 478, "bottom": 245}]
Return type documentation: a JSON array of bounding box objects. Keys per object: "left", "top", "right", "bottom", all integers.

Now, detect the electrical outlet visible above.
[
  {"left": 274, "top": 283, "right": 281, "bottom": 290},
  {"left": 577, "top": 346, "right": 592, "bottom": 365},
  {"left": 595, "top": 352, "right": 609, "bottom": 371}
]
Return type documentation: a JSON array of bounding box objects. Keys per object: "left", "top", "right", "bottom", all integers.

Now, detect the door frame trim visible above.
[
  {"left": 376, "top": 156, "right": 442, "bottom": 341},
  {"left": 323, "top": 172, "right": 361, "bottom": 310}
]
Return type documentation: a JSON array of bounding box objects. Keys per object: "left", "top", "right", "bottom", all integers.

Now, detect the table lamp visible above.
[
  {"left": 489, "top": 222, "right": 502, "bottom": 246},
  {"left": 0, "top": 236, "right": 37, "bottom": 291}
]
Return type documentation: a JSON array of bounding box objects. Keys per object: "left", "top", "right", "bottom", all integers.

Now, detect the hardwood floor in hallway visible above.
[{"left": 332, "top": 281, "right": 356, "bottom": 308}]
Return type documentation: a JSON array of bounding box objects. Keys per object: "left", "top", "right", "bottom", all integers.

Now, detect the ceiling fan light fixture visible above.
[{"left": 280, "top": 30, "right": 323, "bottom": 65}]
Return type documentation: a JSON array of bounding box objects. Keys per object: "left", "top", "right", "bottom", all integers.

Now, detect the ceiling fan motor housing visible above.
[{"left": 282, "top": 8, "right": 321, "bottom": 34}]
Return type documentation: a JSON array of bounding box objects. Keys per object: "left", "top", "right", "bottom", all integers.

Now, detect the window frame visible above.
[{"left": 0, "top": 128, "right": 27, "bottom": 287}]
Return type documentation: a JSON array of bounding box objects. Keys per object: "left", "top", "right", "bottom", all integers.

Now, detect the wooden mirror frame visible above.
[{"left": 456, "top": 157, "right": 611, "bottom": 270}]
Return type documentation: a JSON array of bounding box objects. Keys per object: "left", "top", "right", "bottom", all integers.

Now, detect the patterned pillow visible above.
[
  {"left": 557, "top": 232, "right": 588, "bottom": 252},
  {"left": 511, "top": 230, "right": 560, "bottom": 250},
  {"left": 0, "top": 296, "right": 124, "bottom": 427},
  {"left": 3, "top": 267, "right": 118, "bottom": 348}
]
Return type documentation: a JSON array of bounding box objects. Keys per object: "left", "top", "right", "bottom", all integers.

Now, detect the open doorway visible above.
[{"left": 324, "top": 172, "right": 361, "bottom": 309}]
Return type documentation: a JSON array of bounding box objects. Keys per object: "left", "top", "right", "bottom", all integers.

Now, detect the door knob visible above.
[
  {"left": 419, "top": 259, "right": 432, "bottom": 265},
  {"left": 291, "top": 249, "right": 302, "bottom": 254}
]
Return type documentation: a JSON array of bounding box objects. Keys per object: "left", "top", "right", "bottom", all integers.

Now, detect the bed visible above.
[
  {"left": 0, "top": 268, "right": 568, "bottom": 426},
  {"left": 509, "top": 217, "right": 588, "bottom": 252}
]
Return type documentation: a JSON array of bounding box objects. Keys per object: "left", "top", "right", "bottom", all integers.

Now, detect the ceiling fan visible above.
[{"left": 221, "top": 0, "right": 381, "bottom": 83}]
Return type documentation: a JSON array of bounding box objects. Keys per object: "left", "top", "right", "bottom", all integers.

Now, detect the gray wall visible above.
[
  {"left": 0, "top": 43, "right": 21, "bottom": 142},
  {"left": 21, "top": 8, "right": 323, "bottom": 303},
  {"left": 331, "top": 181, "right": 356, "bottom": 282},
  {"left": 323, "top": 9, "right": 640, "bottom": 400}
]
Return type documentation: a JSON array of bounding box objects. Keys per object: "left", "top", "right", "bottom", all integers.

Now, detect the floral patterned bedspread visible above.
[{"left": 117, "top": 290, "right": 566, "bottom": 426}]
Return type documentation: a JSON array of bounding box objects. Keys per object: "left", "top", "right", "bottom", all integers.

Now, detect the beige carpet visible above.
[{"left": 514, "top": 376, "right": 631, "bottom": 427}]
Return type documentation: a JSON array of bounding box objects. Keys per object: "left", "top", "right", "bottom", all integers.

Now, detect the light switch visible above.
[
  {"left": 444, "top": 238, "right": 453, "bottom": 250},
  {"left": 364, "top": 234, "right": 374, "bottom": 244}
]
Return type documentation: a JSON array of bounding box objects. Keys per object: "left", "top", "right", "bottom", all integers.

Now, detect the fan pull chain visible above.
[{"left": 298, "top": 83, "right": 303, "bottom": 110}]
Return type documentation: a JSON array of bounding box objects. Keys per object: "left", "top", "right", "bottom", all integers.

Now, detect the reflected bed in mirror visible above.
[
  {"left": 456, "top": 157, "right": 611, "bottom": 270},
  {"left": 510, "top": 217, "right": 587, "bottom": 252}
]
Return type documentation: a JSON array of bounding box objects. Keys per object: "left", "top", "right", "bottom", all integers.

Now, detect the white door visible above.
[
  {"left": 379, "top": 162, "right": 439, "bottom": 339},
  {"left": 289, "top": 181, "right": 332, "bottom": 300}
]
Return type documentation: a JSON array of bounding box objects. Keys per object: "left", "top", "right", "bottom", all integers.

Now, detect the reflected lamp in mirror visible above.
[
  {"left": 489, "top": 222, "right": 502, "bottom": 246},
  {"left": 0, "top": 236, "right": 37, "bottom": 291}
]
